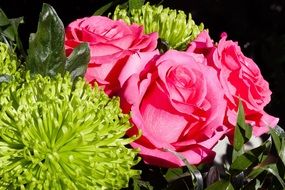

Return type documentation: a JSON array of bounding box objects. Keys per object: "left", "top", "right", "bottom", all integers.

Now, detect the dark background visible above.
[{"left": 1, "top": 0, "right": 285, "bottom": 127}]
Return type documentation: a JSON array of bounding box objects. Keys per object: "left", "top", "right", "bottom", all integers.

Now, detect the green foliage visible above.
[
  {"left": 0, "top": 9, "right": 24, "bottom": 56},
  {"left": 26, "top": 4, "right": 66, "bottom": 77},
  {"left": 128, "top": 0, "right": 145, "bottom": 11},
  {"left": 93, "top": 0, "right": 144, "bottom": 16},
  {"left": 26, "top": 4, "right": 90, "bottom": 80},
  {"left": 93, "top": 0, "right": 128, "bottom": 16},
  {"left": 270, "top": 125, "right": 285, "bottom": 166},
  {"left": 93, "top": 1, "right": 115, "bottom": 16},
  {"left": 204, "top": 103, "right": 285, "bottom": 189},
  {"left": 163, "top": 148, "right": 203, "bottom": 190},
  {"left": 112, "top": 2, "right": 204, "bottom": 50},
  {"left": 0, "top": 73, "right": 140, "bottom": 189},
  {"left": 65, "top": 43, "right": 89, "bottom": 80},
  {"left": 205, "top": 180, "right": 234, "bottom": 190},
  {"left": 0, "top": 42, "right": 19, "bottom": 76},
  {"left": 164, "top": 168, "right": 184, "bottom": 182},
  {"left": 232, "top": 101, "right": 253, "bottom": 160}
]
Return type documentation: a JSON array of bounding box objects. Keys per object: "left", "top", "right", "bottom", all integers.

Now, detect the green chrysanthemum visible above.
[
  {"left": 113, "top": 2, "right": 204, "bottom": 50},
  {"left": 0, "top": 42, "right": 19, "bottom": 76},
  {"left": 0, "top": 73, "right": 140, "bottom": 189}
]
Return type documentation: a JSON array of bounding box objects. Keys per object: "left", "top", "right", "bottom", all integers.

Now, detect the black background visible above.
[{"left": 1, "top": 0, "right": 285, "bottom": 127}]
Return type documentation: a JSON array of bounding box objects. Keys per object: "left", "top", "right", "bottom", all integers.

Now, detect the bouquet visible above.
[{"left": 0, "top": 0, "right": 284, "bottom": 189}]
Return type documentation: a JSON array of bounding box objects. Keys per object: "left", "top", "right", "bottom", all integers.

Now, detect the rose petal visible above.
[{"left": 131, "top": 141, "right": 216, "bottom": 167}]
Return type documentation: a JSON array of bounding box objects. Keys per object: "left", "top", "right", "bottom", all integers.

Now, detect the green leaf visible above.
[
  {"left": 0, "top": 9, "right": 10, "bottom": 26},
  {"left": 237, "top": 100, "right": 246, "bottom": 127},
  {"left": 93, "top": 1, "right": 114, "bottom": 16},
  {"left": 263, "top": 164, "right": 285, "bottom": 188},
  {"left": 237, "top": 100, "right": 252, "bottom": 140},
  {"left": 247, "top": 161, "right": 285, "bottom": 188},
  {"left": 243, "top": 178, "right": 263, "bottom": 190},
  {"left": 232, "top": 101, "right": 253, "bottom": 161},
  {"left": 233, "top": 123, "right": 244, "bottom": 152},
  {"left": 8, "top": 17, "right": 25, "bottom": 56},
  {"left": 270, "top": 125, "right": 285, "bottom": 166},
  {"left": 205, "top": 180, "right": 234, "bottom": 190},
  {"left": 230, "top": 141, "right": 270, "bottom": 174},
  {"left": 0, "top": 9, "right": 24, "bottom": 56},
  {"left": 247, "top": 167, "right": 265, "bottom": 180},
  {"left": 65, "top": 43, "right": 90, "bottom": 80},
  {"left": 233, "top": 101, "right": 246, "bottom": 152},
  {"left": 280, "top": 137, "right": 285, "bottom": 166},
  {"left": 129, "top": 0, "right": 145, "bottom": 11},
  {"left": 132, "top": 178, "right": 154, "bottom": 190},
  {"left": 230, "top": 152, "right": 258, "bottom": 174},
  {"left": 26, "top": 3, "right": 66, "bottom": 77},
  {"left": 164, "top": 168, "right": 184, "bottom": 182},
  {"left": 163, "top": 148, "right": 203, "bottom": 190},
  {"left": 94, "top": 0, "right": 128, "bottom": 16}
]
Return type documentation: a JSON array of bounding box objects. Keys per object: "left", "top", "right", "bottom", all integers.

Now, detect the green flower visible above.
[
  {"left": 0, "top": 42, "right": 19, "bottom": 76},
  {"left": 0, "top": 73, "right": 140, "bottom": 189},
  {"left": 112, "top": 2, "right": 204, "bottom": 50}
]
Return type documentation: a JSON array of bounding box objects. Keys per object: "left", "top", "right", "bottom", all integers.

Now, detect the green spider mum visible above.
[
  {"left": 0, "top": 42, "right": 19, "bottom": 76},
  {"left": 112, "top": 2, "right": 204, "bottom": 50},
  {"left": 0, "top": 73, "right": 140, "bottom": 189}
]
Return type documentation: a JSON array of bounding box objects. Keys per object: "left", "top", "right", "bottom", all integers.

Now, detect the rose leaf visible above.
[
  {"left": 233, "top": 101, "right": 253, "bottom": 160},
  {"left": 205, "top": 180, "right": 234, "bottom": 190},
  {"left": 163, "top": 148, "right": 203, "bottom": 190},
  {"left": 65, "top": 43, "right": 90, "bottom": 80},
  {"left": 270, "top": 125, "right": 285, "bottom": 166},
  {"left": 164, "top": 168, "right": 184, "bottom": 182},
  {"left": 0, "top": 9, "right": 24, "bottom": 55},
  {"left": 26, "top": 3, "right": 66, "bottom": 77}
]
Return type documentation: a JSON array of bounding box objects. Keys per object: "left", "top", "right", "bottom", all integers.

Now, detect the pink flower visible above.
[
  {"left": 186, "top": 30, "right": 214, "bottom": 55},
  {"left": 120, "top": 50, "right": 227, "bottom": 167},
  {"left": 205, "top": 33, "right": 279, "bottom": 137},
  {"left": 65, "top": 16, "right": 158, "bottom": 95}
]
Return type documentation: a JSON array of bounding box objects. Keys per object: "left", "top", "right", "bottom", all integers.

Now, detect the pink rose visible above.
[
  {"left": 120, "top": 50, "right": 227, "bottom": 167},
  {"left": 206, "top": 33, "right": 279, "bottom": 137},
  {"left": 186, "top": 30, "right": 214, "bottom": 55},
  {"left": 65, "top": 16, "right": 158, "bottom": 95}
]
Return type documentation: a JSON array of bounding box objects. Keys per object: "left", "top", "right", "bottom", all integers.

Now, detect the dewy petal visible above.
[
  {"left": 81, "top": 29, "right": 108, "bottom": 43},
  {"left": 119, "top": 70, "right": 154, "bottom": 112},
  {"left": 65, "top": 20, "right": 85, "bottom": 41},
  {"left": 89, "top": 43, "right": 123, "bottom": 57},
  {"left": 142, "top": 32, "right": 159, "bottom": 52},
  {"left": 118, "top": 51, "right": 159, "bottom": 87},
  {"left": 109, "top": 34, "right": 134, "bottom": 49},
  {"left": 130, "top": 141, "right": 216, "bottom": 167},
  {"left": 186, "top": 30, "right": 214, "bottom": 53},
  {"left": 119, "top": 74, "right": 141, "bottom": 113},
  {"left": 221, "top": 45, "right": 241, "bottom": 71},
  {"left": 85, "top": 54, "right": 124, "bottom": 84},
  {"left": 131, "top": 32, "right": 159, "bottom": 52},
  {"left": 199, "top": 125, "right": 227, "bottom": 149},
  {"left": 139, "top": 82, "right": 188, "bottom": 144},
  {"left": 247, "top": 111, "right": 279, "bottom": 136},
  {"left": 80, "top": 16, "right": 132, "bottom": 37}
]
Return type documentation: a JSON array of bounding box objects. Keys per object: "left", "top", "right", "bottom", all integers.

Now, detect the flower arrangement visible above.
[{"left": 0, "top": 0, "right": 284, "bottom": 189}]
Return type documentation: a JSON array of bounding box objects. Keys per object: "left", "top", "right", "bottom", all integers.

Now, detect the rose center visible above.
[{"left": 168, "top": 66, "right": 195, "bottom": 88}]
